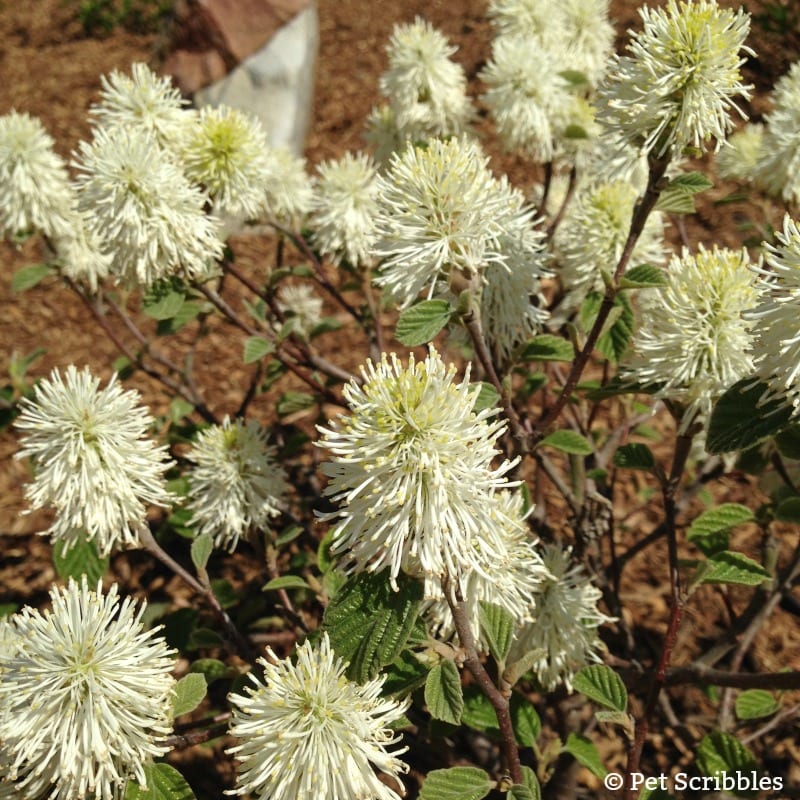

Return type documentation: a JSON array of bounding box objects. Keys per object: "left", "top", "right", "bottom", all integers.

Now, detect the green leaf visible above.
[
  {"left": 169, "top": 397, "right": 194, "bottom": 423},
  {"left": 478, "top": 601, "right": 515, "bottom": 663},
  {"left": 243, "top": 336, "right": 275, "bottom": 364},
  {"left": 210, "top": 578, "right": 238, "bottom": 609},
  {"left": 322, "top": 570, "right": 423, "bottom": 682},
  {"left": 143, "top": 291, "right": 185, "bottom": 320},
  {"left": 12, "top": 263, "right": 54, "bottom": 293},
  {"left": 613, "top": 443, "right": 655, "bottom": 470},
  {"left": 190, "top": 534, "right": 213, "bottom": 571},
  {"left": 461, "top": 686, "right": 500, "bottom": 734},
  {"left": 52, "top": 536, "right": 109, "bottom": 583},
  {"left": 563, "top": 732, "right": 607, "bottom": 779},
  {"left": 597, "top": 292, "right": 634, "bottom": 363},
  {"left": 510, "top": 694, "right": 541, "bottom": 747},
  {"left": 0, "top": 603, "right": 19, "bottom": 618},
  {"left": 419, "top": 767, "right": 494, "bottom": 800},
  {"left": 774, "top": 424, "right": 800, "bottom": 460},
  {"left": 563, "top": 124, "right": 589, "bottom": 140},
  {"left": 473, "top": 382, "right": 500, "bottom": 412},
  {"left": 667, "top": 171, "right": 715, "bottom": 192},
  {"left": 395, "top": 300, "right": 452, "bottom": 346},
  {"left": 707, "top": 379, "right": 792, "bottom": 453},
  {"left": 520, "top": 334, "right": 574, "bottom": 363},
  {"left": 425, "top": 660, "right": 464, "bottom": 724},
  {"left": 559, "top": 69, "right": 589, "bottom": 86},
  {"left": 277, "top": 391, "right": 316, "bottom": 416},
  {"left": 735, "top": 689, "right": 779, "bottom": 721},
  {"left": 696, "top": 731, "right": 757, "bottom": 778},
  {"left": 620, "top": 264, "right": 667, "bottom": 289},
  {"left": 507, "top": 786, "right": 535, "bottom": 800},
  {"left": 157, "top": 301, "right": 203, "bottom": 334},
  {"left": 382, "top": 650, "right": 430, "bottom": 696},
  {"left": 540, "top": 430, "right": 593, "bottom": 456},
  {"left": 171, "top": 673, "right": 207, "bottom": 717},
  {"left": 124, "top": 763, "right": 196, "bottom": 800},
  {"left": 655, "top": 171, "right": 714, "bottom": 215},
  {"left": 775, "top": 496, "right": 800, "bottom": 523},
  {"left": 520, "top": 767, "right": 541, "bottom": 800},
  {"left": 275, "top": 524, "right": 304, "bottom": 546},
  {"left": 262, "top": 575, "right": 310, "bottom": 591},
  {"left": 188, "top": 658, "right": 230, "bottom": 685},
  {"left": 698, "top": 551, "right": 770, "bottom": 586},
  {"left": 687, "top": 504, "right": 753, "bottom": 555},
  {"left": 573, "top": 665, "right": 628, "bottom": 712},
  {"left": 160, "top": 608, "right": 199, "bottom": 651}
]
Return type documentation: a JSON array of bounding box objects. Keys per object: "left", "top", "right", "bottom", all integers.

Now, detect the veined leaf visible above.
[
  {"left": 419, "top": 767, "right": 493, "bottom": 800},
  {"left": 425, "top": 660, "right": 463, "bottom": 724},
  {"left": 396, "top": 300, "right": 452, "bottom": 346}
]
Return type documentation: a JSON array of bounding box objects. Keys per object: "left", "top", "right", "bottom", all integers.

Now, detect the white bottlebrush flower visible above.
[
  {"left": 14, "top": 365, "right": 173, "bottom": 555},
  {"left": 0, "top": 110, "right": 73, "bottom": 239},
  {"left": 90, "top": 62, "right": 190, "bottom": 147},
  {"left": 52, "top": 208, "right": 113, "bottom": 293},
  {"left": 380, "top": 18, "right": 473, "bottom": 140},
  {"left": 317, "top": 348, "right": 519, "bottom": 590},
  {"left": 508, "top": 543, "right": 611, "bottom": 691},
  {"left": 749, "top": 215, "right": 800, "bottom": 416},
  {"left": 487, "top": 0, "right": 563, "bottom": 41},
  {"left": 74, "top": 126, "right": 223, "bottom": 287},
  {"left": 310, "top": 151, "right": 380, "bottom": 266},
  {"left": 422, "top": 491, "right": 549, "bottom": 650},
  {"left": 180, "top": 106, "right": 271, "bottom": 218},
  {"left": 752, "top": 62, "right": 800, "bottom": 205},
  {"left": 596, "top": 0, "right": 752, "bottom": 159},
  {"left": 480, "top": 36, "right": 571, "bottom": 163},
  {"left": 558, "top": 0, "right": 615, "bottom": 88},
  {"left": 186, "top": 416, "right": 287, "bottom": 552},
  {"left": 553, "top": 95, "right": 602, "bottom": 172},
  {"left": 227, "top": 632, "right": 409, "bottom": 800},
  {"left": 373, "top": 136, "right": 538, "bottom": 307},
  {"left": 364, "top": 104, "right": 405, "bottom": 165},
  {"left": 626, "top": 244, "right": 762, "bottom": 429},
  {"left": 716, "top": 122, "right": 763, "bottom": 183},
  {"left": 276, "top": 283, "right": 324, "bottom": 339},
  {"left": 261, "top": 147, "right": 313, "bottom": 228},
  {"left": 554, "top": 180, "right": 667, "bottom": 314},
  {"left": 0, "top": 579, "right": 175, "bottom": 800}
]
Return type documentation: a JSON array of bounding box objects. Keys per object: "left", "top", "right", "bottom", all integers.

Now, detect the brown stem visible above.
[
  {"left": 139, "top": 528, "right": 256, "bottom": 662},
  {"left": 663, "top": 665, "right": 800, "bottom": 691},
  {"left": 545, "top": 166, "right": 577, "bottom": 241},
  {"left": 531, "top": 156, "right": 670, "bottom": 445},
  {"left": 444, "top": 578, "right": 522, "bottom": 785}
]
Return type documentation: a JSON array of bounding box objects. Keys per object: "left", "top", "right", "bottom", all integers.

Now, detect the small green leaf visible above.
[
  {"left": 620, "top": 264, "right": 668, "bottom": 289},
  {"left": 277, "top": 391, "right": 316, "bottom": 416},
  {"left": 473, "top": 382, "right": 500, "bottom": 412},
  {"left": 171, "top": 673, "right": 207, "bottom": 717},
  {"left": 478, "top": 601, "right": 515, "bottom": 663},
  {"left": 275, "top": 524, "right": 304, "bottom": 546},
  {"left": 559, "top": 69, "right": 589, "bottom": 86},
  {"left": 382, "top": 650, "right": 430, "bottom": 696},
  {"left": 655, "top": 172, "right": 713, "bottom": 215},
  {"left": 419, "top": 767, "right": 494, "bottom": 800},
  {"left": 540, "top": 430, "right": 593, "bottom": 456},
  {"left": 322, "top": 570, "right": 423, "bottom": 682},
  {"left": 563, "top": 732, "right": 607, "bottom": 779},
  {"left": 613, "top": 443, "right": 655, "bottom": 470},
  {"left": 124, "top": 763, "right": 196, "bottom": 800},
  {"left": 735, "top": 689, "right": 779, "bottom": 721},
  {"left": 667, "top": 171, "right": 714, "bottom": 192},
  {"left": 0, "top": 603, "right": 19, "bottom": 618},
  {"left": 169, "top": 397, "right": 194, "bottom": 423},
  {"left": 510, "top": 694, "right": 541, "bottom": 747},
  {"left": 143, "top": 291, "right": 185, "bottom": 320},
  {"left": 262, "top": 575, "right": 310, "bottom": 591},
  {"left": 573, "top": 665, "right": 628, "bottom": 712},
  {"left": 775, "top": 496, "right": 800, "bottom": 523},
  {"left": 461, "top": 686, "right": 500, "bottom": 734},
  {"left": 687, "top": 504, "right": 753, "bottom": 555},
  {"left": 52, "top": 535, "right": 109, "bottom": 583},
  {"left": 425, "top": 660, "right": 464, "bottom": 724},
  {"left": 696, "top": 731, "right": 757, "bottom": 778},
  {"left": 243, "top": 336, "right": 274, "bottom": 364},
  {"left": 210, "top": 578, "right": 238, "bottom": 609},
  {"left": 190, "top": 534, "right": 213, "bottom": 571},
  {"left": 707, "top": 379, "right": 792, "bottom": 453},
  {"left": 395, "top": 300, "right": 452, "bottom": 346},
  {"left": 698, "top": 551, "right": 770, "bottom": 586},
  {"left": 520, "top": 767, "right": 541, "bottom": 800},
  {"left": 188, "top": 658, "right": 230, "bottom": 685},
  {"left": 157, "top": 301, "right": 203, "bottom": 334},
  {"left": 507, "top": 786, "right": 535, "bottom": 800},
  {"left": 520, "top": 334, "right": 574, "bottom": 363},
  {"left": 563, "top": 124, "right": 589, "bottom": 140},
  {"left": 12, "top": 263, "right": 54, "bottom": 293}
]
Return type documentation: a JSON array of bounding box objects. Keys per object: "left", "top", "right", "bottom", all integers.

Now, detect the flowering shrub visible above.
[{"left": 2, "top": 1, "right": 800, "bottom": 799}]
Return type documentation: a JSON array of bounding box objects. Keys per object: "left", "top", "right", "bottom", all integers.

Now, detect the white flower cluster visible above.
[
  {"left": 14, "top": 365, "right": 173, "bottom": 555},
  {"left": 0, "top": 579, "right": 175, "bottom": 800},
  {"left": 317, "top": 348, "right": 521, "bottom": 591},
  {"left": 0, "top": 63, "right": 318, "bottom": 290},
  {"left": 186, "top": 416, "right": 288, "bottom": 552},
  {"left": 227, "top": 633, "right": 409, "bottom": 800},
  {"left": 367, "top": 18, "right": 472, "bottom": 158},
  {"left": 625, "top": 245, "right": 762, "bottom": 430},
  {"left": 597, "top": 0, "right": 752, "bottom": 160},
  {"left": 508, "top": 543, "right": 612, "bottom": 691}
]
